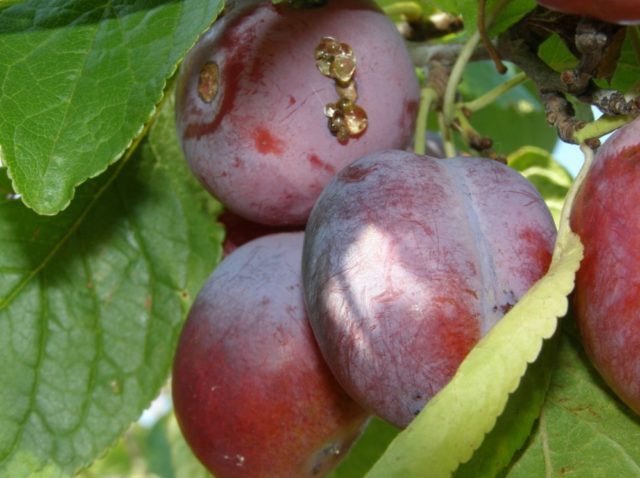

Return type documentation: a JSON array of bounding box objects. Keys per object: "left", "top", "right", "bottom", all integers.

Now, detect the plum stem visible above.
[
  {"left": 442, "top": 30, "right": 481, "bottom": 126},
  {"left": 478, "top": 0, "right": 507, "bottom": 74},
  {"left": 461, "top": 71, "right": 528, "bottom": 113},
  {"left": 573, "top": 115, "right": 633, "bottom": 145},
  {"left": 453, "top": 111, "right": 493, "bottom": 153},
  {"left": 441, "top": 0, "right": 510, "bottom": 121},
  {"left": 414, "top": 87, "right": 438, "bottom": 155},
  {"left": 554, "top": 144, "right": 595, "bottom": 243},
  {"left": 438, "top": 112, "right": 457, "bottom": 158}
]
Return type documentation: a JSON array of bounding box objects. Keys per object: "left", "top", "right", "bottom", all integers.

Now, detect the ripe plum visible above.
[
  {"left": 570, "top": 117, "right": 640, "bottom": 415},
  {"left": 173, "top": 232, "right": 369, "bottom": 477},
  {"left": 175, "top": 0, "right": 420, "bottom": 225},
  {"left": 302, "top": 150, "right": 557, "bottom": 427}
]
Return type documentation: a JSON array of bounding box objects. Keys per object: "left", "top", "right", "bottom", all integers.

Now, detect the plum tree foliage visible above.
[{"left": 1, "top": 0, "right": 640, "bottom": 477}]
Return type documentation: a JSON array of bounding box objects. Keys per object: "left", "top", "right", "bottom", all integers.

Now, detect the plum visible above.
[
  {"left": 175, "top": 0, "right": 420, "bottom": 226},
  {"left": 570, "top": 117, "right": 640, "bottom": 415},
  {"left": 302, "top": 150, "right": 557, "bottom": 427},
  {"left": 537, "top": 0, "right": 640, "bottom": 24},
  {"left": 172, "top": 232, "right": 369, "bottom": 478}
]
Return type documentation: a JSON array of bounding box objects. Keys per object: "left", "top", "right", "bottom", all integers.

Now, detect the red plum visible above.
[
  {"left": 302, "top": 150, "right": 557, "bottom": 427},
  {"left": 570, "top": 116, "right": 640, "bottom": 415},
  {"left": 175, "top": 0, "right": 420, "bottom": 225},
  {"left": 172, "top": 232, "right": 369, "bottom": 477}
]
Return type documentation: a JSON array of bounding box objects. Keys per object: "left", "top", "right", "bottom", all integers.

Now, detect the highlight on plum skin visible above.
[
  {"left": 570, "top": 116, "right": 640, "bottom": 416},
  {"left": 175, "top": 0, "right": 420, "bottom": 226},
  {"left": 172, "top": 232, "right": 369, "bottom": 478},
  {"left": 302, "top": 150, "right": 557, "bottom": 428}
]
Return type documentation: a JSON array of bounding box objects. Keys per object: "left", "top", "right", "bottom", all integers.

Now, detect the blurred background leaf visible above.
[
  {"left": 508, "top": 146, "right": 573, "bottom": 226},
  {"left": 79, "top": 403, "right": 213, "bottom": 478},
  {"left": 458, "top": 62, "right": 558, "bottom": 155}
]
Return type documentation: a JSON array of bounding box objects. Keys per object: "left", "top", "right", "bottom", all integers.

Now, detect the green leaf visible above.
[
  {"left": 453, "top": 333, "right": 559, "bottom": 478},
  {"left": 327, "top": 418, "right": 400, "bottom": 478},
  {"left": 456, "top": 0, "right": 535, "bottom": 37},
  {"left": 0, "top": 0, "right": 223, "bottom": 215},
  {"left": 508, "top": 146, "right": 573, "bottom": 227},
  {"left": 605, "top": 28, "right": 640, "bottom": 93},
  {"left": 0, "top": 94, "right": 223, "bottom": 476},
  {"left": 503, "top": 328, "right": 640, "bottom": 478},
  {"left": 538, "top": 35, "right": 579, "bottom": 72},
  {"left": 364, "top": 162, "right": 585, "bottom": 478},
  {"left": 459, "top": 62, "right": 558, "bottom": 155}
]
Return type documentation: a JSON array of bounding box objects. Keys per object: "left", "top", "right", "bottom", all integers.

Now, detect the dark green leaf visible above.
[
  {"left": 455, "top": 0, "right": 535, "bottom": 37},
  {"left": 538, "top": 35, "right": 579, "bottom": 72},
  {"left": 328, "top": 418, "right": 400, "bottom": 478},
  {"left": 604, "top": 28, "right": 640, "bottom": 93},
  {"left": 504, "top": 325, "right": 640, "bottom": 477},
  {"left": 0, "top": 0, "right": 223, "bottom": 215},
  {"left": 0, "top": 95, "right": 223, "bottom": 477}
]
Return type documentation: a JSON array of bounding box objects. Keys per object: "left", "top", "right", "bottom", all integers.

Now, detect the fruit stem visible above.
[
  {"left": 438, "top": 112, "right": 457, "bottom": 158},
  {"left": 414, "top": 87, "right": 438, "bottom": 155},
  {"left": 443, "top": 30, "right": 481, "bottom": 126},
  {"left": 555, "top": 143, "right": 595, "bottom": 242},
  {"left": 573, "top": 115, "right": 632, "bottom": 144},
  {"left": 382, "top": 1, "right": 423, "bottom": 21},
  {"left": 461, "top": 71, "right": 528, "bottom": 113},
  {"left": 453, "top": 110, "right": 490, "bottom": 152}
]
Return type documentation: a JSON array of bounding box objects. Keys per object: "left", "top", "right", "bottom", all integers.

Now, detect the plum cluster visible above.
[{"left": 171, "top": 1, "right": 558, "bottom": 477}]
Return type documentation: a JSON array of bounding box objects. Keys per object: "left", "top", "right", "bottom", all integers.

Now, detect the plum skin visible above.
[
  {"left": 175, "top": 0, "right": 420, "bottom": 226},
  {"left": 537, "top": 0, "right": 640, "bottom": 24},
  {"left": 302, "top": 150, "right": 557, "bottom": 428},
  {"left": 172, "top": 232, "right": 369, "bottom": 478},
  {"left": 570, "top": 117, "right": 640, "bottom": 415}
]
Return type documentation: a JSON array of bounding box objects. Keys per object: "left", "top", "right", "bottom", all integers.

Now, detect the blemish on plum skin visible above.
[
  {"left": 405, "top": 99, "right": 418, "bottom": 119},
  {"left": 308, "top": 154, "right": 335, "bottom": 173},
  {"left": 254, "top": 127, "right": 286, "bottom": 155},
  {"left": 233, "top": 156, "right": 243, "bottom": 168},
  {"left": 339, "top": 164, "right": 376, "bottom": 183},
  {"left": 183, "top": 14, "right": 257, "bottom": 140}
]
